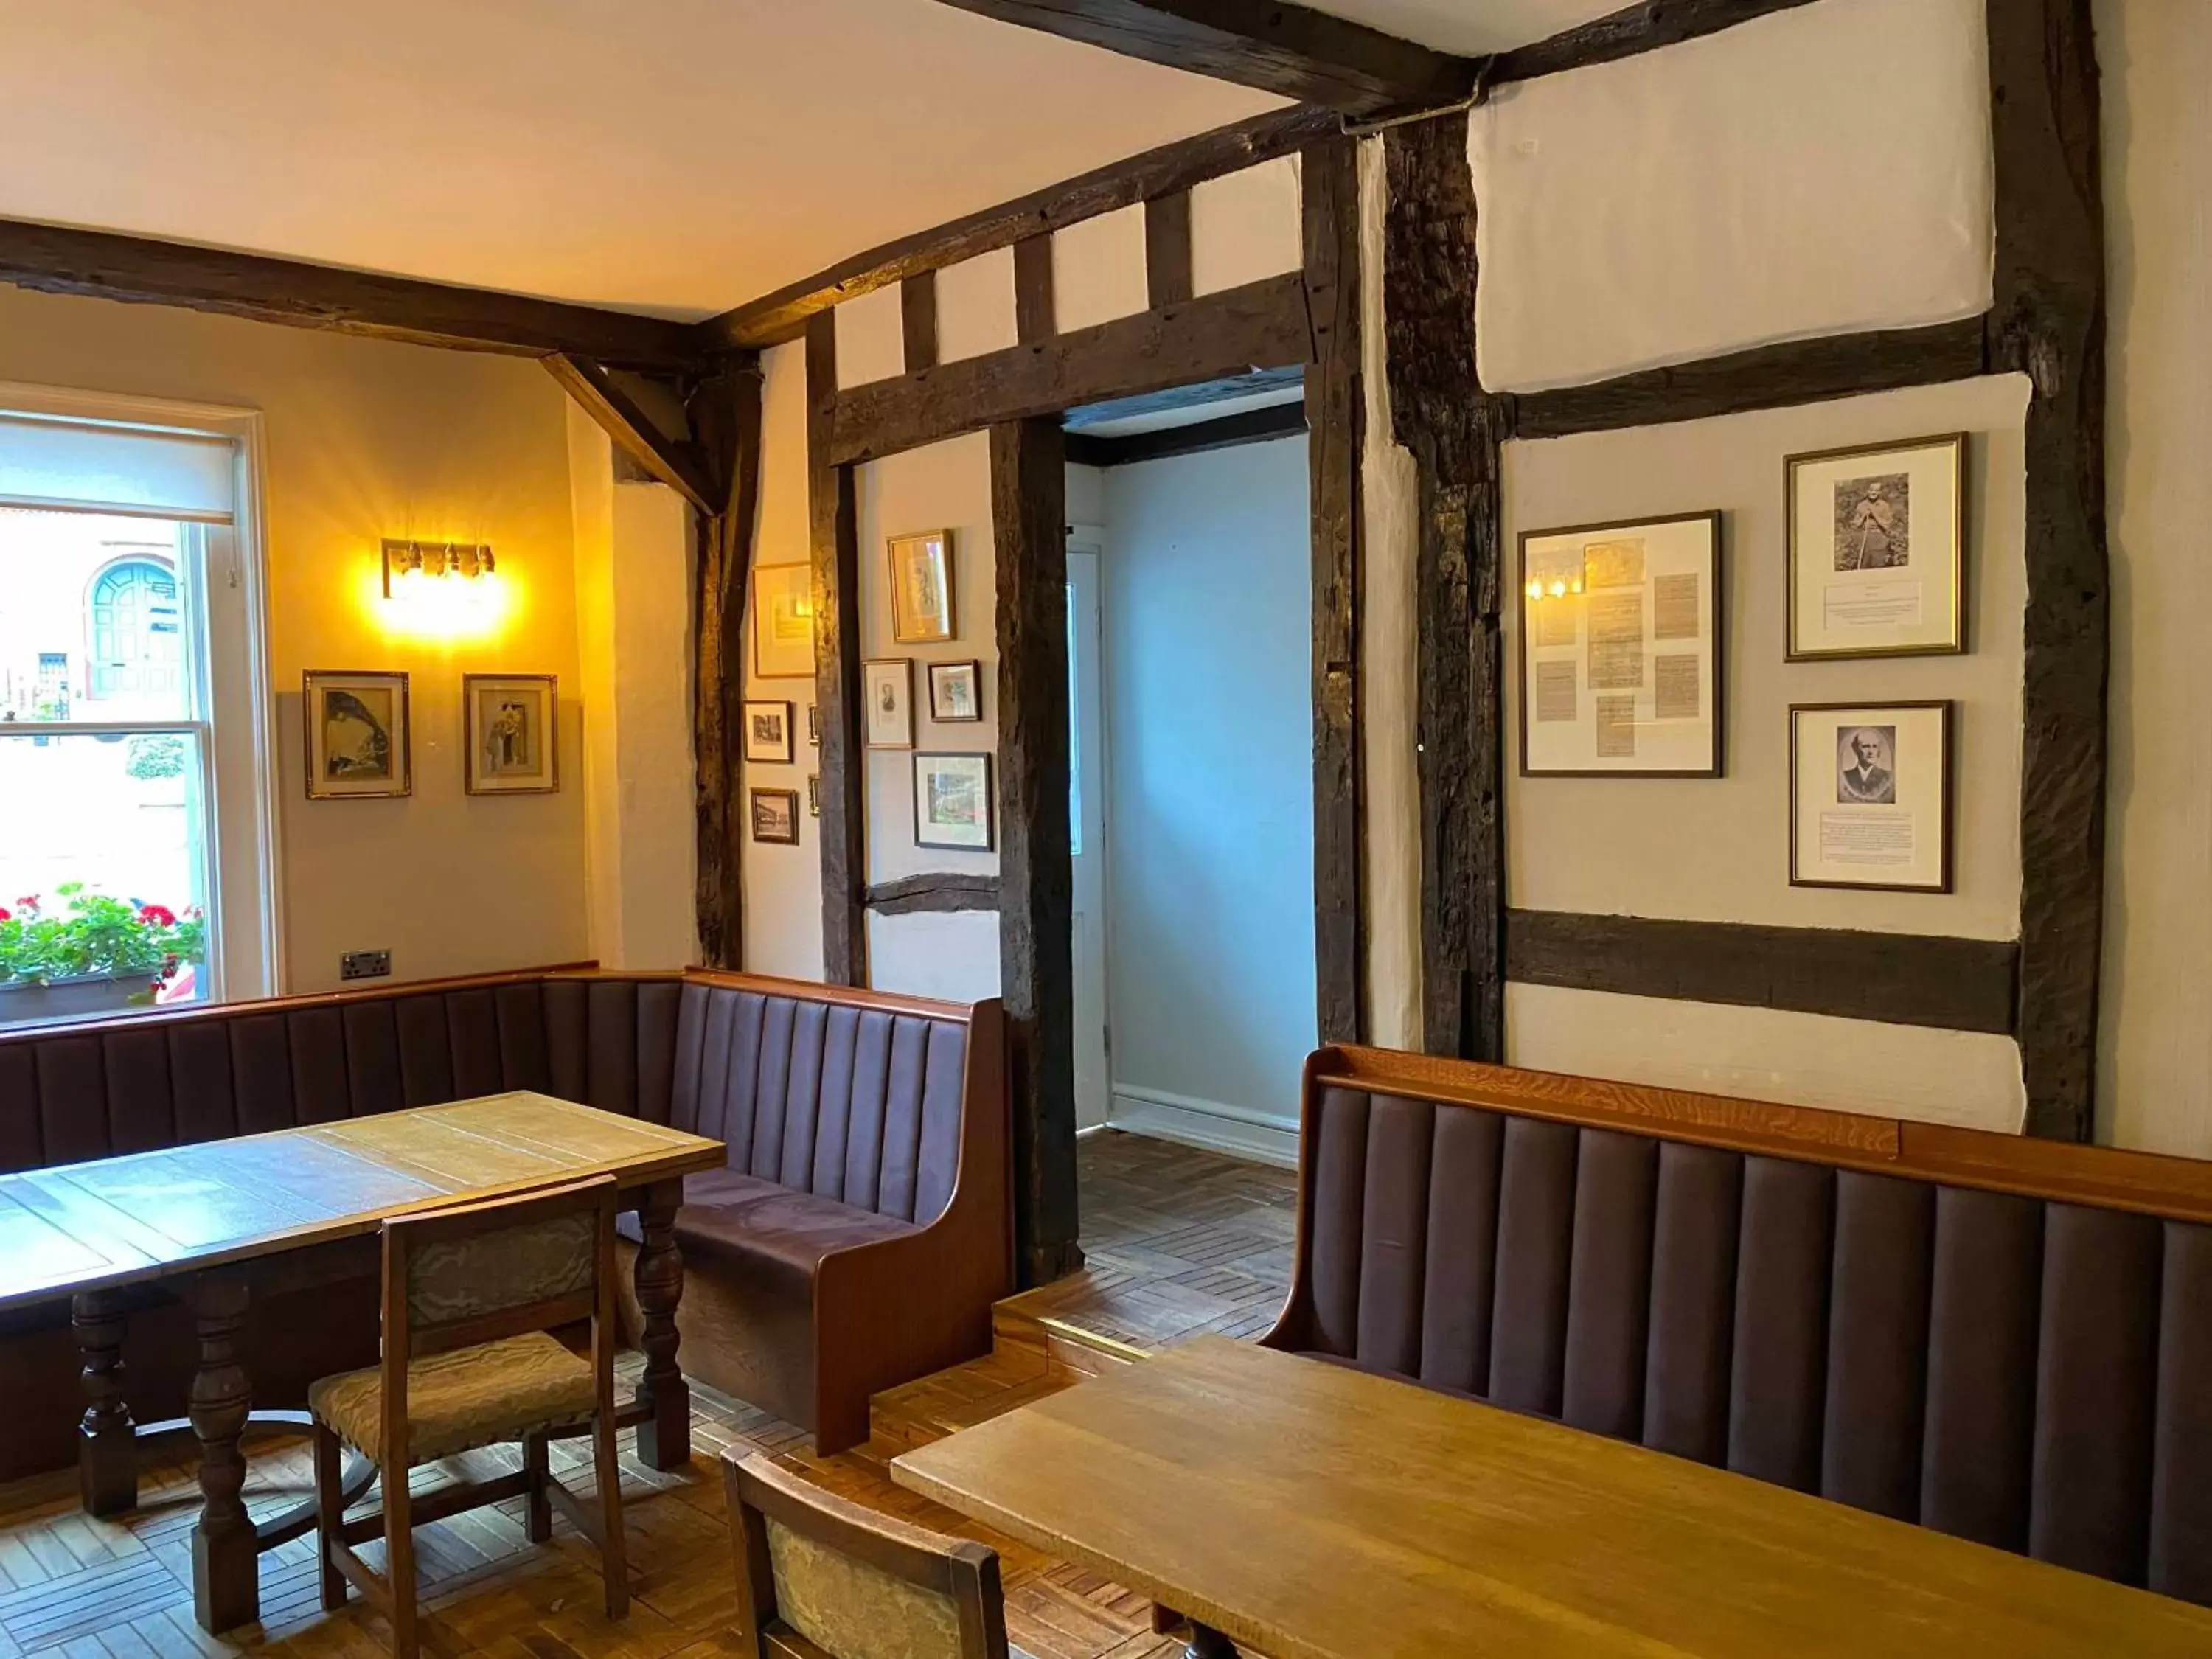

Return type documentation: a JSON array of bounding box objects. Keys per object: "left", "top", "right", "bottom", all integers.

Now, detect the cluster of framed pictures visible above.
[
  {"left": 303, "top": 672, "right": 557, "bottom": 801},
  {"left": 1517, "top": 432, "right": 1966, "bottom": 894}
]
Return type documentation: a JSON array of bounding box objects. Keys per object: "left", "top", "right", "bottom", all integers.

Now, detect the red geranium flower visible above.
[
  {"left": 13, "top": 896, "right": 38, "bottom": 914},
  {"left": 139, "top": 904, "right": 178, "bottom": 928},
  {"left": 0, "top": 907, "right": 11, "bottom": 923}
]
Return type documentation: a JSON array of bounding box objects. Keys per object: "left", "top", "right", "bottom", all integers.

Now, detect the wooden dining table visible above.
[
  {"left": 0, "top": 1091, "right": 723, "bottom": 1635},
  {"left": 891, "top": 1335, "right": 2212, "bottom": 1658}
]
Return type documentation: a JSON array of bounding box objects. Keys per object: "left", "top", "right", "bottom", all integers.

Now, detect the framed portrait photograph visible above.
[
  {"left": 1790, "top": 701, "right": 1955, "bottom": 893},
  {"left": 807, "top": 703, "right": 821, "bottom": 747},
  {"left": 913, "top": 752, "right": 994, "bottom": 852},
  {"left": 1517, "top": 511, "right": 1724, "bottom": 777},
  {"left": 1787, "top": 433, "right": 1966, "bottom": 660},
  {"left": 928, "top": 659, "right": 984, "bottom": 723},
  {"left": 807, "top": 774, "right": 821, "bottom": 818},
  {"left": 864, "top": 658, "right": 915, "bottom": 750},
  {"left": 463, "top": 675, "right": 557, "bottom": 796},
  {"left": 303, "top": 671, "right": 411, "bottom": 799},
  {"left": 750, "top": 787, "right": 801, "bottom": 846},
  {"left": 752, "top": 564, "right": 815, "bottom": 678},
  {"left": 888, "top": 530, "right": 956, "bottom": 643},
  {"left": 743, "top": 699, "right": 794, "bottom": 764}
]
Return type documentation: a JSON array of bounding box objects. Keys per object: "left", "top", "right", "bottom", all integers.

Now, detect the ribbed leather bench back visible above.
[
  {"left": 1297, "top": 1083, "right": 2212, "bottom": 1607},
  {"left": 0, "top": 975, "right": 682, "bottom": 1172},
  {"left": 665, "top": 982, "right": 970, "bottom": 1226}
]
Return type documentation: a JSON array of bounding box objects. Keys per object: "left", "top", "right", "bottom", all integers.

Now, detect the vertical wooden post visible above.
[
  {"left": 1145, "top": 190, "right": 1195, "bottom": 309},
  {"left": 902, "top": 271, "right": 941, "bottom": 375},
  {"left": 992, "top": 416, "right": 1082, "bottom": 1287},
  {"left": 631, "top": 1178, "right": 692, "bottom": 1468},
  {"left": 1014, "top": 235, "right": 1057, "bottom": 345},
  {"left": 189, "top": 1273, "right": 256, "bottom": 1634},
  {"left": 1303, "top": 133, "right": 1365, "bottom": 1047},
  {"left": 809, "top": 313, "right": 869, "bottom": 984},
  {"left": 73, "top": 1290, "right": 136, "bottom": 1517}
]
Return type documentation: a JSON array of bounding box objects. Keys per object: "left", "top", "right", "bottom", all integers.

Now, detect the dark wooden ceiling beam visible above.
[
  {"left": 934, "top": 0, "right": 1473, "bottom": 116},
  {"left": 544, "top": 355, "right": 719, "bottom": 512},
  {"left": 0, "top": 217, "right": 699, "bottom": 370},
  {"left": 1489, "top": 0, "right": 1826, "bottom": 86}
]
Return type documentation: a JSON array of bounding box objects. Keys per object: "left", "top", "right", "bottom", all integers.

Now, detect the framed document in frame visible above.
[
  {"left": 1790, "top": 700, "right": 1955, "bottom": 893},
  {"left": 1786, "top": 433, "right": 1966, "bottom": 660},
  {"left": 1517, "top": 511, "right": 1724, "bottom": 778}
]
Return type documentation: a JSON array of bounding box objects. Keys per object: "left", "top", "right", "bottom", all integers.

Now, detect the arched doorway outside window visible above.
[{"left": 86, "top": 555, "right": 181, "bottom": 701}]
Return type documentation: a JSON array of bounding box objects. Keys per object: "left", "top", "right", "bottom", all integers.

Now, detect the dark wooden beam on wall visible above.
[
  {"left": 1013, "top": 235, "right": 1057, "bottom": 346},
  {"left": 698, "top": 107, "right": 1335, "bottom": 351},
  {"left": 544, "top": 355, "right": 718, "bottom": 512},
  {"left": 1505, "top": 912, "right": 2020, "bottom": 1037},
  {"left": 1387, "top": 116, "right": 1507, "bottom": 1062},
  {"left": 1989, "top": 0, "right": 2107, "bottom": 1142},
  {"left": 991, "top": 416, "right": 1082, "bottom": 1286},
  {"left": 807, "top": 314, "right": 870, "bottom": 986},
  {"left": 1488, "top": 0, "right": 1826, "bottom": 86},
  {"left": 1303, "top": 133, "right": 1364, "bottom": 1047},
  {"left": 0, "top": 217, "right": 698, "bottom": 369},
  {"left": 864, "top": 874, "right": 1004, "bottom": 915},
  {"left": 1144, "top": 191, "right": 1194, "bottom": 309},
  {"left": 832, "top": 272, "right": 1313, "bottom": 465},
  {"left": 901, "top": 271, "right": 940, "bottom": 374},
  {"left": 1062, "top": 397, "right": 1306, "bottom": 467}
]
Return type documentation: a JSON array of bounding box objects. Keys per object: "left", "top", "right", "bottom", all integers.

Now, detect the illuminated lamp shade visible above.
[{"left": 375, "top": 538, "right": 510, "bottom": 642}]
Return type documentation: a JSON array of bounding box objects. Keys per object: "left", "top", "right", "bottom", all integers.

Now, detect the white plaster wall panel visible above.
[
  {"left": 866, "top": 911, "right": 1003, "bottom": 1004},
  {"left": 1469, "top": 0, "right": 1994, "bottom": 393},
  {"left": 1299, "top": 0, "right": 1630, "bottom": 55},
  {"left": 1065, "top": 461, "right": 1106, "bottom": 527},
  {"left": 1506, "top": 983, "right": 2026, "bottom": 1133},
  {"left": 936, "top": 247, "right": 1020, "bottom": 364},
  {"left": 1191, "top": 155, "right": 1304, "bottom": 296},
  {"left": 741, "top": 338, "right": 826, "bottom": 983},
  {"left": 834, "top": 282, "right": 908, "bottom": 388},
  {"left": 1503, "top": 374, "right": 2030, "bottom": 939},
  {"left": 608, "top": 481, "right": 699, "bottom": 970},
  {"left": 1357, "top": 135, "right": 1422, "bottom": 1051},
  {"left": 1053, "top": 204, "right": 1150, "bottom": 333},
  {"left": 2096, "top": 0, "right": 2212, "bottom": 1156},
  {"left": 567, "top": 405, "right": 625, "bottom": 967}
]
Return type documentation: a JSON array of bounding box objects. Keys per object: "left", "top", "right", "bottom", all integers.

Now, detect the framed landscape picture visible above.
[
  {"left": 928, "top": 659, "right": 984, "bottom": 723},
  {"left": 752, "top": 564, "right": 815, "bottom": 678},
  {"left": 1517, "top": 511, "right": 1724, "bottom": 777},
  {"left": 913, "top": 752, "right": 993, "bottom": 852},
  {"left": 750, "top": 787, "right": 801, "bottom": 846},
  {"left": 864, "top": 658, "right": 915, "bottom": 750},
  {"left": 1787, "top": 433, "right": 1966, "bottom": 660},
  {"left": 303, "top": 670, "right": 411, "bottom": 799},
  {"left": 463, "top": 674, "right": 558, "bottom": 795},
  {"left": 743, "top": 699, "right": 794, "bottom": 765},
  {"left": 888, "top": 530, "right": 956, "bottom": 643},
  {"left": 1790, "top": 701, "right": 1955, "bottom": 893}
]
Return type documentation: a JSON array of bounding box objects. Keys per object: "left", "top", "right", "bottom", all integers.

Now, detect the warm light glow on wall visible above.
[{"left": 361, "top": 538, "right": 518, "bottom": 644}]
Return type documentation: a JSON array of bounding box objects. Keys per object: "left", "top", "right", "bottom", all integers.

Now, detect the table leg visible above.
[
  {"left": 72, "top": 1290, "right": 136, "bottom": 1517},
  {"left": 633, "top": 1178, "right": 690, "bottom": 1470},
  {"left": 188, "top": 1274, "right": 258, "bottom": 1635},
  {"left": 1183, "top": 1624, "right": 1237, "bottom": 1659}
]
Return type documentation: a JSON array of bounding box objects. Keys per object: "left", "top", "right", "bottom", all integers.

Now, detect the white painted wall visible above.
[
  {"left": 1191, "top": 156, "right": 1304, "bottom": 296},
  {"left": 1101, "top": 437, "right": 1318, "bottom": 1139}
]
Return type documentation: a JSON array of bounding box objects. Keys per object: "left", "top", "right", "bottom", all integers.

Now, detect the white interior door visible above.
[{"left": 1066, "top": 539, "right": 1110, "bottom": 1130}]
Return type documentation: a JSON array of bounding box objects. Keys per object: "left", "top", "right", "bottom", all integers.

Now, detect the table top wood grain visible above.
[
  {"left": 891, "top": 1335, "right": 2212, "bottom": 1659},
  {"left": 0, "top": 1093, "right": 723, "bottom": 1312}
]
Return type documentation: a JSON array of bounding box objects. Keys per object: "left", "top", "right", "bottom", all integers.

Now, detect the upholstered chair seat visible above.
[{"left": 307, "top": 1332, "right": 594, "bottom": 1464}]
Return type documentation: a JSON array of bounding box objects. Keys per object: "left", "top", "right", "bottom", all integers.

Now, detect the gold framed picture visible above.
[
  {"left": 1789, "top": 700, "right": 1955, "bottom": 893},
  {"left": 752, "top": 564, "right": 815, "bottom": 678},
  {"left": 303, "top": 671, "right": 411, "bottom": 799},
  {"left": 888, "top": 530, "right": 956, "bottom": 643},
  {"left": 1786, "top": 433, "right": 1967, "bottom": 660},
  {"left": 463, "top": 675, "right": 558, "bottom": 795},
  {"left": 750, "top": 787, "right": 801, "bottom": 846}
]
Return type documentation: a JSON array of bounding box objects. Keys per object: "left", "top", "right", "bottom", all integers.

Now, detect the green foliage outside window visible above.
[{"left": 0, "top": 885, "right": 205, "bottom": 986}]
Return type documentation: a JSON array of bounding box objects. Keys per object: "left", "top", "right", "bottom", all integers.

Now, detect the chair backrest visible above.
[
  {"left": 723, "top": 1450, "right": 1006, "bottom": 1659},
  {"left": 1268, "top": 1045, "right": 2212, "bottom": 1608}
]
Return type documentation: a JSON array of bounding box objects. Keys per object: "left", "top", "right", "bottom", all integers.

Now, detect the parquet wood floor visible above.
[{"left": 0, "top": 1133, "right": 1289, "bottom": 1659}]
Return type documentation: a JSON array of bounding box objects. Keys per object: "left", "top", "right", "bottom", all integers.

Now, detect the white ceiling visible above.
[{"left": 0, "top": 1, "right": 1623, "bottom": 323}]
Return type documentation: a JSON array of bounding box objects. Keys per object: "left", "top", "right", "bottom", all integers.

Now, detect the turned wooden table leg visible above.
[
  {"left": 1183, "top": 1624, "right": 1238, "bottom": 1659},
  {"left": 73, "top": 1290, "right": 136, "bottom": 1517},
  {"left": 633, "top": 1178, "right": 690, "bottom": 1470},
  {"left": 188, "top": 1273, "right": 258, "bottom": 1635}
]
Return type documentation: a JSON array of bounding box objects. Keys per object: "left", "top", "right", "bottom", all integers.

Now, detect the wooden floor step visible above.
[{"left": 871, "top": 1361, "right": 1074, "bottom": 1455}]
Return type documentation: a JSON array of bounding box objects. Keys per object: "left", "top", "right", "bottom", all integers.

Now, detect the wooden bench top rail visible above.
[
  {"left": 1314, "top": 1045, "right": 2212, "bottom": 1228},
  {"left": 675, "top": 967, "right": 984, "bottom": 1024}
]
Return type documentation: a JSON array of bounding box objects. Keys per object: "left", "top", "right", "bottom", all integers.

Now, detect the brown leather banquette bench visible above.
[
  {"left": 1264, "top": 1044, "right": 2212, "bottom": 1608},
  {"left": 0, "top": 966, "right": 1009, "bottom": 1479}
]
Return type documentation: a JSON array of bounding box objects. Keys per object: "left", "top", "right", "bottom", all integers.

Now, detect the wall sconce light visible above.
[{"left": 383, "top": 538, "right": 497, "bottom": 597}]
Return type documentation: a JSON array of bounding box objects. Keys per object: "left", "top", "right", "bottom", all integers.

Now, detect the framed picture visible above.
[
  {"left": 864, "top": 658, "right": 915, "bottom": 750},
  {"left": 463, "top": 675, "right": 558, "bottom": 795},
  {"left": 807, "top": 704, "right": 821, "bottom": 747},
  {"left": 807, "top": 774, "right": 821, "bottom": 817},
  {"left": 888, "top": 530, "right": 956, "bottom": 643},
  {"left": 913, "top": 753, "right": 994, "bottom": 852},
  {"left": 303, "top": 671, "right": 411, "bottom": 799},
  {"left": 1786, "top": 433, "right": 1966, "bottom": 660},
  {"left": 1517, "top": 512, "right": 1724, "bottom": 777},
  {"left": 750, "top": 787, "right": 801, "bottom": 845},
  {"left": 752, "top": 564, "right": 815, "bottom": 678},
  {"left": 1790, "top": 701, "right": 1955, "bottom": 893},
  {"left": 928, "top": 659, "right": 984, "bottom": 723},
  {"left": 743, "top": 700, "right": 794, "bottom": 764}
]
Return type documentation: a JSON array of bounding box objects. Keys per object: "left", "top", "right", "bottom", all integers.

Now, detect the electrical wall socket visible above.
[{"left": 340, "top": 950, "right": 392, "bottom": 981}]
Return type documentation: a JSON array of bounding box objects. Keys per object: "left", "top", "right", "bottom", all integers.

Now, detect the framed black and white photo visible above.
[
  {"left": 888, "top": 530, "right": 956, "bottom": 643},
  {"left": 1787, "top": 433, "right": 1966, "bottom": 660},
  {"left": 750, "top": 787, "right": 800, "bottom": 846},
  {"left": 913, "top": 753, "right": 993, "bottom": 852},
  {"left": 303, "top": 671, "right": 411, "bottom": 799},
  {"left": 1790, "top": 701, "right": 1954, "bottom": 893},
  {"left": 463, "top": 674, "right": 557, "bottom": 795},
  {"left": 928, "top": 660, "right": 983, "bottom": 723},
  {"left": 807, "top": 703, "right": 821, "bottom": 747},
  {"left": 751, "top": 563, "right": 814, "bottom": 678},
  {"left": 1517, "top": 511, "right": 1724, "bottom": 777},
  {"left": 742, "top": 699, "right": 794, "bottom": 764},
  {"left": 864, "top": 658, "right": 914, "bottom": 750}
]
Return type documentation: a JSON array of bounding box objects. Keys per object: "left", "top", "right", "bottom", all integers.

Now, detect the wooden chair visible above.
[
  {"left": 309, "top": 1176, "right": 629, "bottom": 1656},
  {"left": 723, "top": 1450, "right": 1010, "bottom": 1659}
]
